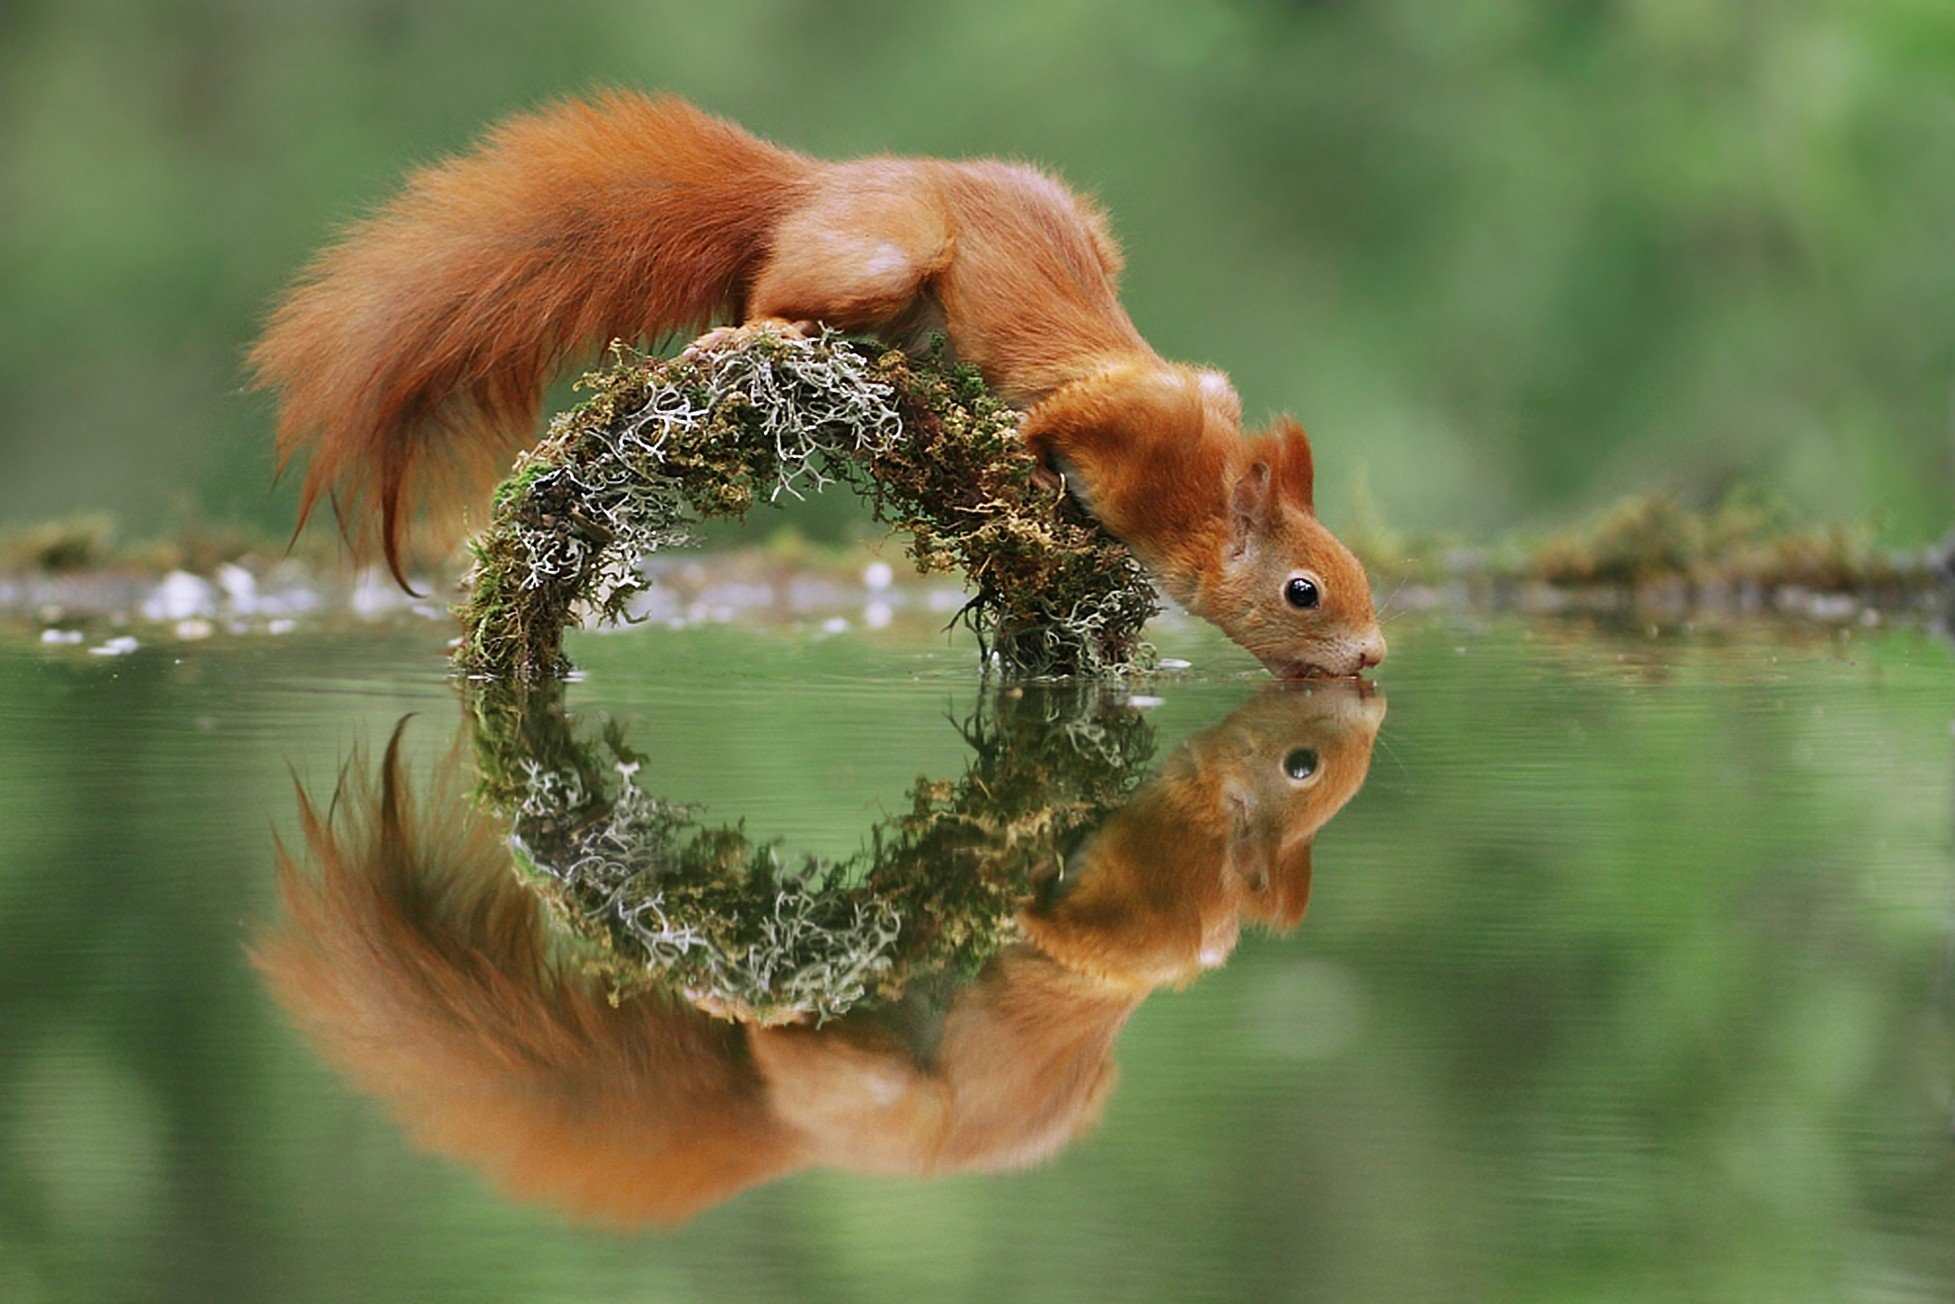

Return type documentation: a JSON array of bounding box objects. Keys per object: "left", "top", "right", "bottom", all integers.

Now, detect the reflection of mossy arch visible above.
[
  {"left": 467, "top": 684, "right": 1155, "bottom": 1024},
  {"left": 456, "top": 327, "right": 1160, "bottom": 682}
]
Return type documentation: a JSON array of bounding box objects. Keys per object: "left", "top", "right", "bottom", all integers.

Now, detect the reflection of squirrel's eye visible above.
[
  {"left": 1283, "top": 747, "right": 1319, "bottom": 781},
  {"left": 1284, "top": 576, "right": 1320, "bottom": 610}
]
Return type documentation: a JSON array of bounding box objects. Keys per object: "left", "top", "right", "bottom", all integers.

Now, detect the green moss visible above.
[
  {"left": 1358, "top": 491, "right": 1938, "bottom": 598},
  {"left": 1526, "top": 495, "right": 1920, "bottom": 592},
  {"left": 467, "top": 681, "right": 1155, "bottom": 1024},
  {"left": 0, "top": 514, "right": 117, "bottom": 573},
  {"left": 0, "top": 512, "right": 345, "bottom": 578},
  {"left": 454, "top": 325, "right": 1159, "bottom": 682}
]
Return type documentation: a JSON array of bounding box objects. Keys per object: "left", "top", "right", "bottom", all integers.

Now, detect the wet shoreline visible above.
[{"left": 3, "top": 546, "right": 1950, "bottom": 660}]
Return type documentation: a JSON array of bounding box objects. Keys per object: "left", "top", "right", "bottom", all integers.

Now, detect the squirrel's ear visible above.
[
  {"left": 1246, "top": 838, "right": 1314, "bottom": 932},
  {"left": 1269, "top": 415, "right": 1315, "bottom": 512},
  {"left": 1229, "top": 460, "right": 1273, "bottom": 557}
]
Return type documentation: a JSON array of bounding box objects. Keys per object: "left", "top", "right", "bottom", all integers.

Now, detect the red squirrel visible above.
[{"left": 251, "top": 92, "right": 1386, "bottom": 677}]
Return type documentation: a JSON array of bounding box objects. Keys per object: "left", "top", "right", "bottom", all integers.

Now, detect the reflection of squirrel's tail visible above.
[
  {"left": 247, "top": 93, "right": 813, "bottom": 585},
  {"left": 250, "top": 730, "right": 802, "bottom": 1225}
]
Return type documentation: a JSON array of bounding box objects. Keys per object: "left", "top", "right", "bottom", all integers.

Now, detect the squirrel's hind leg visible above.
[{"left": 745, "top": 164, "right": 953, "bottom": 336}]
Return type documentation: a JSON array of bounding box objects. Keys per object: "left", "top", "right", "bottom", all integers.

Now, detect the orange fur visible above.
[
  {"left": 252, "top": 92, "right": 1383, "bottom": 671},
  {"left": 1022, "top": 682, "right": 1383, "bottom": 985},
  {"left": 249, "top": 94, "right": 813, "bottom": 588},
  {"left": 253, "top": 686, "right": 1380, "bottom": 1225},
  {"left": 249, "top": 734, "right": 802, "bottom": 1226}
]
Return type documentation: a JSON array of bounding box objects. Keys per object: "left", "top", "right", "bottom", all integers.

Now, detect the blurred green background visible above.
[{"left": 3, "top": 0, "right": 1952, "bottom": 551}]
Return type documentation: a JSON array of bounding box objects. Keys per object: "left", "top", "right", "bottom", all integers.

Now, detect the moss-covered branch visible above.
[{"left": 455, "top": 325, "right": 1158, "bottom": 681}]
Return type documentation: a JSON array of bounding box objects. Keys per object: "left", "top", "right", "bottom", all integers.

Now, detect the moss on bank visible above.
[
  {"left": 0, "top": 512, "right": 331, "bottom": 577},
  {"left": 1352, "top": 490, "right": 1948, "bottom": 602},
  {"left": 455, "top": 325, "right": 1157, "bottom": 681}
]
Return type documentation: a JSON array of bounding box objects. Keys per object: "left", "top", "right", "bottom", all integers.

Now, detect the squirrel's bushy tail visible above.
[
  {"left": 250, "top": 734, "right": 801, "bottom": 1225},
  {"left": 249, "top": 92, "right": 812, "bottom": 585}
]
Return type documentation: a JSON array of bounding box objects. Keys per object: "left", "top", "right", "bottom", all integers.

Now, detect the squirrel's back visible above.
[{"left": 249, "top": 93, "right": 813, "bottom": 584}]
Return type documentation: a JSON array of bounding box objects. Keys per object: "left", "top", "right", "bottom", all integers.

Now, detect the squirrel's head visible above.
[
  {"left": 1023, "top": 680, "right": 1384, "bottom": 988},
  {"left": 1026, "top": 366, "right": 1385, "bottom": 680},
  {"left": 1195, "top": 415, "right": 1385, "bottom": 680}
]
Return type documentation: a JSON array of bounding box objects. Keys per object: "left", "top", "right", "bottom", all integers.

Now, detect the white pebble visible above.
[
  {"left": 862, "top": 560, "right": 894, "bottom": 591},
  {"left": 173, "top": 619, "right": 215, "bottom": 641},
  {"left": 821, "top": 616, "right": 850, "bottom": 634},
  {"left": 350, "top": 567, "right": 418, "bottom": 618},
  {"left": 863, "top": 601, "right": 893, "bottom": 629},
  {"left": 1806, "top": 593, "right": 1858, "bottom": 622},
  {"left": 88, "top": 636, "right": 140, "bottom": 657},
  {"left": 214, "top": 562, "right": 257, "bottom": 606},
  {"left": 140, "top": 571, "right": 217, "bottom": 622},
  {"left": 1158, "top": 657, "right": 1192, "bottom": 671},
  {"left": 1126, "top": 694, "right": 1165, "bottom": 709},
  {"left": 40, "top": 628, "right": 84, "bottom": 645},
  {"left": 266, "top": 618, "right": 297, "bottom": 636}
]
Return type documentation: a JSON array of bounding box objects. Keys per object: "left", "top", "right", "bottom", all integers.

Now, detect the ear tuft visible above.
[
  {"left": 1230, "top": 460, "right": 1272, "bottom": 556},
  {"left": 1247, "top": 838, "right": 1313, "bottom": 931},
  {"left": 1268, "top": 416, "right": 1315, "bottom": 511}
]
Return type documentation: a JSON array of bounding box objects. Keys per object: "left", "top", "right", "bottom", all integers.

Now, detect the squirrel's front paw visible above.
[{"left": 681, "top": 318, "right": 815, "bottom": 362}]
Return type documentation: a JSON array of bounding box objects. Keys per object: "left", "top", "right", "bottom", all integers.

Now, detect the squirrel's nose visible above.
[{"left": 1356, "top": 630, "right": 1387, "bottom": 670}]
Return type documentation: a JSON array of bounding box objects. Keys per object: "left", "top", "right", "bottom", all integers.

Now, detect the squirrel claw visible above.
[{"left": 682, "top": 318, "right": 815, "bottom": 362}]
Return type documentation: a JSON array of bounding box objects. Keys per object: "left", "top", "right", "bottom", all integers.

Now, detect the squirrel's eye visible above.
[
  {"left": 1284, "top": 576, "right": 1320, "bottom": 610},
  {"left": 1283, "top": 747, "right": 1319, "bottom": 781}
]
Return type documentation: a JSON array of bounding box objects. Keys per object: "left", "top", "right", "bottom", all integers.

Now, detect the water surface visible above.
[{"left": 1, "top": 613, "right": 1950, "bottom": 1302}]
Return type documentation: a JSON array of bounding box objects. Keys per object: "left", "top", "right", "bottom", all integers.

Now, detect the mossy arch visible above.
[{"left": 455, "top": 326, "right": 1160, "bottom": 681}]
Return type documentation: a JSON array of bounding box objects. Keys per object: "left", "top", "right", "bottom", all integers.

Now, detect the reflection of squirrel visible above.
[
  {"left": 253, "top": 685, "right": 1382, "bottom": 1226},
  {"left": 251, "top": 93, "right": 1384, "bottom": 677}
]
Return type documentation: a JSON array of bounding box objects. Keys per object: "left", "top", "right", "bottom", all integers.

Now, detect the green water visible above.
[{"left": 1, "top": 613, "right": 1951, "bottom": 1303}]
